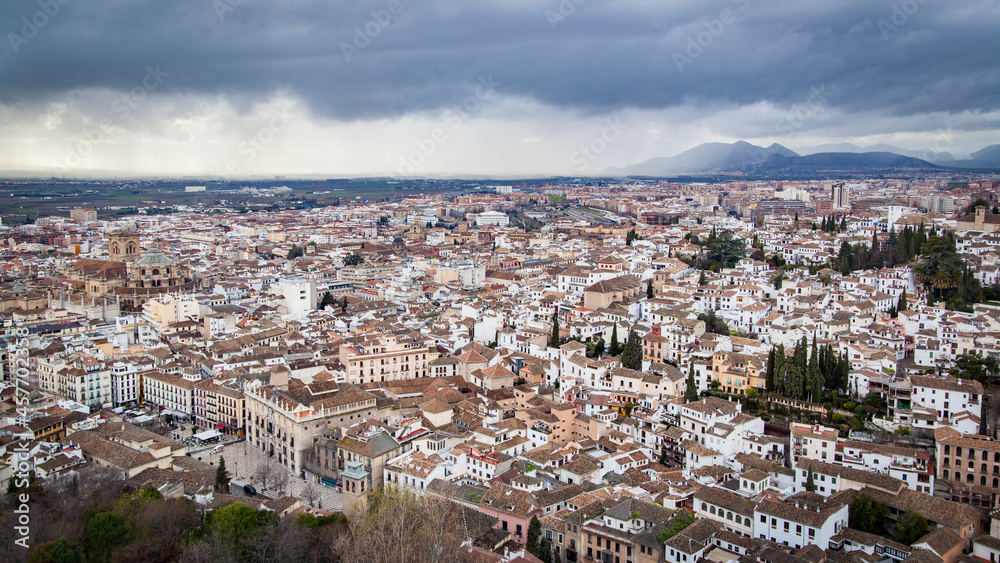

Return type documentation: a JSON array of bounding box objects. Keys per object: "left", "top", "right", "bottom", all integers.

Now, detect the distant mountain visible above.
[
  {"left": 970, "top": 144, "right": 1000, "bottom": 161},
  {"left": 605, "top": 140, "right": 797, "bottom": 176},
  {"left": 756, "top": 151, "right": 940, "bottom": 172},
  {"left": 797, "top": 142, "right": 955, "bottom": 162},
  {"left": 934, "top": 144, "right": 1000, "bottom": 169}
]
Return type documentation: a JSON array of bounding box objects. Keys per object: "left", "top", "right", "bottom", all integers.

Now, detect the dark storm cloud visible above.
[{"left": 1, "top": 0, "right": 998, "bottom": 121}]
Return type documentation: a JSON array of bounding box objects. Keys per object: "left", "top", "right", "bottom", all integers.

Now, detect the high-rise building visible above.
[{"left": 831, "top": 182, "right": 849, "bottom": 208}]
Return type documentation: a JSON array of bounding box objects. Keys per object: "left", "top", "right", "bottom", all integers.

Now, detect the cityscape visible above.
[{"left": 3, "top": 1, "right": 1000, "bottom": 563}]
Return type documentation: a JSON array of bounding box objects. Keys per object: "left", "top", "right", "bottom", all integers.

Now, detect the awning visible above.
[
  {"left": 215, "top": 423, "right": 227, "bottom": 431},
  {"left": 192, "top": 429, "right": 222, "bottom": 441}
]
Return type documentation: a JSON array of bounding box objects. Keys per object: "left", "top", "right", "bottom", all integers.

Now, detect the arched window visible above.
[
  {"left": 944, "top": 445, "right": 951, "bottom": 455},
  {"left": 152, "top": 268, "right": 159, "bottom": 276},
  {"left": 710, "top": 506, "right": 716, "bottom": 515},
  {"left": 983, "top": 451, "right": 989, "bottom": 461},
  {"left": 994, "top": 478, "right": 998, "bottom": 488},
  {"left": 943, "top": 459, "right": 950, "bottom": 468},
  {"left": 957, "top": 447, "right": 963, "bottom": 457},
  {"left": 982, "top": 463, "right": 988, "bottom": 473},
  {"left": 727, "top": 511, "right": 733, "bottom": 521},
  {"left": 943, "top": 470, "right": 949, "bottom": 480},
  {"left": 969, "top": 460, "right": 975, "bottom": 469},
  {"left": 981, "top": 476, "right": 987, "bottom": 487},
  {"left": 967, "top": 473, "right": 974, "bottom": 484}
]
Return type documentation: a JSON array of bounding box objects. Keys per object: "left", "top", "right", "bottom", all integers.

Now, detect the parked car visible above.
[{"left": 243, "top": 484, "right": 257, "bottom": 496}]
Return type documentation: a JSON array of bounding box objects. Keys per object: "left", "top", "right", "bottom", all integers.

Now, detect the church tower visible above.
[{"left": 108, "top": 232, "right": 140, "bottom": 262}]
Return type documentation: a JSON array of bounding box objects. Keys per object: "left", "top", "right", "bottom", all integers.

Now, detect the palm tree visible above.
[
  {"left": 933, "top": 269, "right": 960, "bottom": 298},
  {"left": 913, "top": 261, "right": 936, "bottom": 292}
]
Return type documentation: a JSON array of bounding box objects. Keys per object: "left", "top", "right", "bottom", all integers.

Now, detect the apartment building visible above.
[
  {"left": 193, "top": 378, "right": 246, "bottom": 435},
  {"left": 935, "top": 426, "right": 1000, "bottom": 508},
  {"left": 57, "top": 357, "right": 111, "bottom": 409},
  {"left": 141, "top": 369, "right": 196, "bottom": 417},
  {"left": 789, "top": 423, "right": 839, "bottom": 467},
  {"left": 339, "top": 332, "right": 439, "bottom": 385},
  {"left": 710, "top": 351, "right": 765, "bottom": 395}
]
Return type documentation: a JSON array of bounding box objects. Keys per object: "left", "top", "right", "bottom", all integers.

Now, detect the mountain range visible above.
[{"left": 605, "top": 141, "right": 1000, "bottom": 176}]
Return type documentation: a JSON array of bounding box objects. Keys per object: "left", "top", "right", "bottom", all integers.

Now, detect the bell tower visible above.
[
  {"left": 340, "top": 460, "right": 370, "bottom": 517},
  {"left": 108, "top": 232, "right": 140, "bottom": 262}
]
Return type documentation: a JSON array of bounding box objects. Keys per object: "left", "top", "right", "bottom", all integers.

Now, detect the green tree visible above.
[
  {"left": 892, "top": 511, "right": 929, "bottom": 545},
  {"left": 207, "top": 502, "right": 279, "bottom": 542},
  {"left": 526, "top": 515, "right": 542, "bottom": 556},
  {"left": 685, "top": 363, "right": 699, "bottom": 402},
  {"left": 849, "top": 494, "right": 889, "bottom": 535},
  {"left": 286, "top": 245, "right": 304, "bottom": 260},
  {"left": 215, "top": 457, "right": 231, "bottom": 493},
  {"left": 550, "top": 312, "right": 560, "bottom": 348},
  {"left": 698, "top": 269, "right": 707, "bottom": 286},
  {"left": 626, "top": 229, "right": 641, "bottom": 246},
  {"left": 28, "top": 538, "right": 86, "bottom": 563},
  {"left": 608, "top": 324, "right": 621, "bottom": 356},
  {"left": 646, "top": 279, "right": 655, "bottom": 299},
  {"left": 621, "top": 329, "right": 643, "bottom": 370},
  {"left": 949, "top": 352, "right": 999, "bottom": 385},
  {"left": 84, "top": 511, "right": 130, "bottom": 563},
  {"left": 537, "top": 538, "right": 553, "bottom": 563},
  {"left": 343, "top": 252, "right": 364, "bottom": 266},
  {"left": 805, "top": 469, "right": 816, "bottom": 492},
  {"left": 320, "top": 291, "right": 337, "bottom": 309},
  {"left": 700, "top": 229, "right": 746, "bottom": 270}
]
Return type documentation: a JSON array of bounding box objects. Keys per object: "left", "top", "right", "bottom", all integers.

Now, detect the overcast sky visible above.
[{"left": 1, "top": 0, "right": 998, "bottom": 178}]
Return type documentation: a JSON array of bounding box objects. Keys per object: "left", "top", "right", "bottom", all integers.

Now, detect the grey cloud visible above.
[{"left": 0, "top": 0, "right": 998, "bottom": 129}]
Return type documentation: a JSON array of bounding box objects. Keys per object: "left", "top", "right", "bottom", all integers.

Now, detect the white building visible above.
[
  {"left": 110, "top": 362, "right": 139, "bottom": 407},
  {"left": 754, "top": 495, "right": 849, "bottom": 550},
  {"left": 910, "top": 375, "right": 983, "bottom": 428},
  {"left": 474, "top": 210, "right": 510, "bottom": 227},
  {"left": 279, "top": 277, "right": 317, "bottom": 317}
]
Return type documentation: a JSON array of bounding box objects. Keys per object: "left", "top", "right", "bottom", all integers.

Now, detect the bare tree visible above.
[
  {"left": 301, "top": 483, "right": 321, "bottom": 507},
  {"left": 273, "top": 466, "right": 289, "bottom": 496},
  {"left": 253, "top": 460, "right": 276, "bottom": 492},
  {"left": 336, "top": 486, "right": 466, "bottom": 563}
]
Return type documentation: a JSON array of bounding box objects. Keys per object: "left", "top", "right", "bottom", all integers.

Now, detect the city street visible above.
[{"left": 192, "top": 438, "right": 343, "bottom": 512}]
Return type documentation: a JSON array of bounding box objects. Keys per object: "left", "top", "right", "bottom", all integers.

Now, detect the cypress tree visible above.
[
  {"left": 685, "top": 362, "right": 699, "bottom": 402},
  {"left": 609, "top": 324, "right": 620, "bottom": 356},
  {"left": 646, "top": 279, "right": 655, "bottom": 299},
  {"left": 550, "top": 311, "right": 560, "bottom": 348},
  {"left": 622, "top": 329, "right": 642, "bottom": 370},
  {"left": 215, "top": 457, "right": 231, "bottom": 493},
  {"left": 765, "top": 348, "right": 776, "bottom": 392}
]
